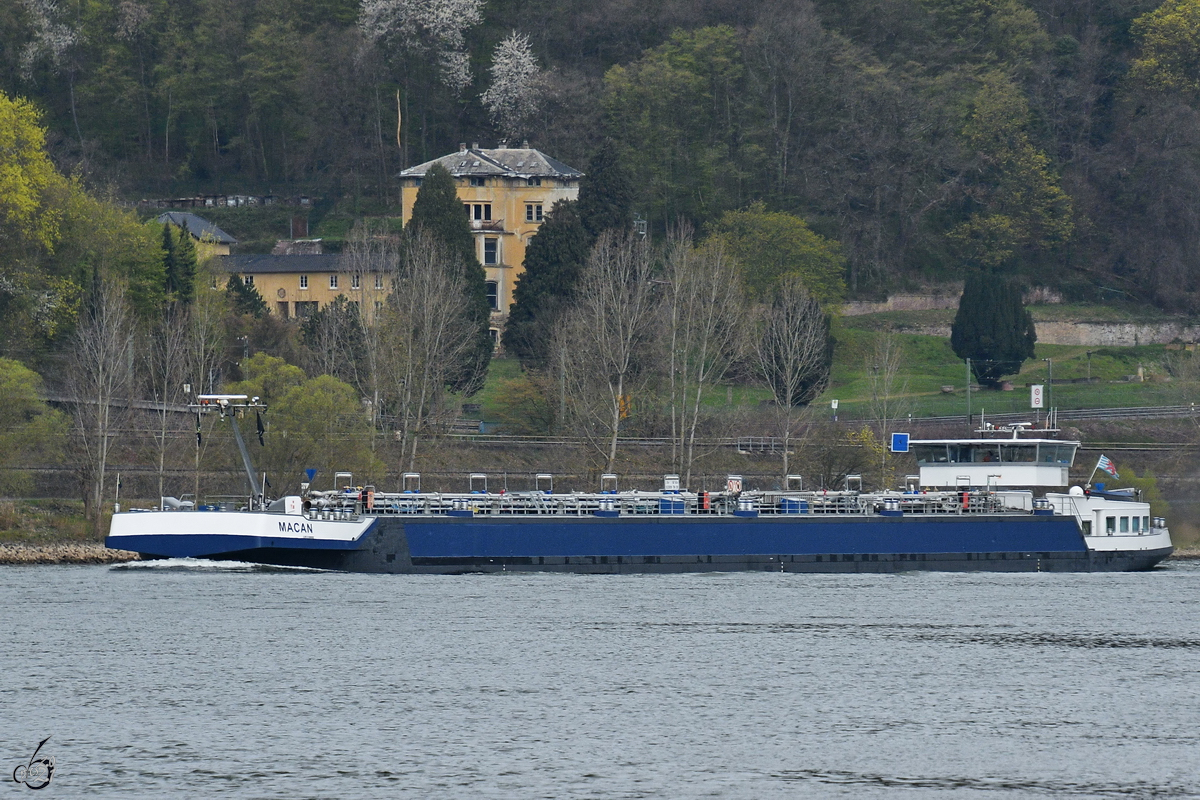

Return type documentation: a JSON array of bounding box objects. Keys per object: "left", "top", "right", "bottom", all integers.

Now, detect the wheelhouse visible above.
[{"left": 911, "top": 440, "right": 1077, "bottom": 466}]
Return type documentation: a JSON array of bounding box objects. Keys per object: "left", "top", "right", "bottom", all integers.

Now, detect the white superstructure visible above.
[{"left": 910, "top": 424, "right": 1171, "bottom": 555}]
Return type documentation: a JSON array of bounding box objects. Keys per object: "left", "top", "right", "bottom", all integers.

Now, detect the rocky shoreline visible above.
[{"left": 0, "top": 543, "right": 139, "bottom": 565}]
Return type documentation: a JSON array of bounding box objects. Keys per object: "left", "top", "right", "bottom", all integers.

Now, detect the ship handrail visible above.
[{"left": 291, "top": 488, "right": 1048, "bottom": 520}]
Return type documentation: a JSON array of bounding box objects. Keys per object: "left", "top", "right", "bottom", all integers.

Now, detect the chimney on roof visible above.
[
  {"left": 471, "top": 141, "right": 479, "bottom": 150},
  {"left": 498, "top": 138, "right": 507, "bottom": 149},
  {"left": 522, "top": 139, "right": 529, "bottom": 149},
  {"left": 459, "top": 142, "right": 467, "bottom": 152}
]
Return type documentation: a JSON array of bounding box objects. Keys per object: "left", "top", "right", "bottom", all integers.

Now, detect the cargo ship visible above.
[{"left": 105, "top": 397, "right": 1173, "bottom": 573}]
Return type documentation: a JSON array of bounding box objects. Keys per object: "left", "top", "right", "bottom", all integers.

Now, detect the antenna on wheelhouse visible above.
[{"left": 192, "top": 394, "right": 268, "bottom": 510}]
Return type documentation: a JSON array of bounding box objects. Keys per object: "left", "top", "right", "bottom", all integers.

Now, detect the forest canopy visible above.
[{"left": 3, "top": 0, "right": 1200, "bottom": 309}]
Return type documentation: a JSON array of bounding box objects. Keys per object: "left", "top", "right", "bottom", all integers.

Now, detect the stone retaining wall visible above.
[{"left": 871, "top": 319, "right": 1200, "bottom": 346}]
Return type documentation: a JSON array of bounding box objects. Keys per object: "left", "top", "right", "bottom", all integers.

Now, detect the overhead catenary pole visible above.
[{"left": 966, "top": 358, "right": 971, "bottom": 432}]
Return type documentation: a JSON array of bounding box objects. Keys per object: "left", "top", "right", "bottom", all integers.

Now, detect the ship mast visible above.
[{"left": 192, "top": 394, "right": 267, "bottom": 510}]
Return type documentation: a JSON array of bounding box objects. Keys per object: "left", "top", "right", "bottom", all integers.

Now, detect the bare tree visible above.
[
  {"left": 865, "top": 333, "right": 911, "bottom": 485},
  {"left": 555, "top": 231, "right": 657, "bottom": 472},
  {"left": 382, "top": 230, "right": 480, "bottom": 473},
  {"left": 143, "top": 305, "right": 190, "bottom": 504},
  {"left": 340, "top": 222, "right": 399, "bottom": 455},
  {"left": 67, "top": 279, "right": 133, "bottom": 534},
  {"left": 661, "top": 226, "right": 747, "bottom": 487},
  {"left": 754, "top": 277, "right": 832, "bottom": 480}
]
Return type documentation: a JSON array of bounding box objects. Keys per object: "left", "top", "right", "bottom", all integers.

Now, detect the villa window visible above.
[
  {"left": 244, "top": 275, "right": 254, "bottom": 286},
  {"left": 375, "top": 274, "right": 384, "bottom": 290},
  {"left": 526, "top": 177, "right": 542, "bottom": 186},
  {"left": 351, "top": 274, "right": 361, "bottom": 290},
  {"left": 486, "top": 281, "right": 499, "bottom": 310},
  {"left": 526, "top": 204, "right": 543, "bottom": 222},
  {"left": 470, "top": 177, "right": 487, "bottom": 187},
  {"left": 299, "top": 275, "right": 308, "bottom": 290},
  {"left": 484, "top": 238, "right": 498, "bottom": 265},
  {"left": 329, "top": 274, "right": 338, "bottom": 289}
]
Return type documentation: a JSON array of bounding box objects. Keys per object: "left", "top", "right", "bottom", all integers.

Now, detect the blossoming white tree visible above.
[
  {"left": 481, "top": 31, "right": 544, "bottom": 139},
  {"left": 19, "top": 0, "right": 77, "bottom": 79},
  {"left": 358, "top": 0, "right": 483, "bottom": 94}
]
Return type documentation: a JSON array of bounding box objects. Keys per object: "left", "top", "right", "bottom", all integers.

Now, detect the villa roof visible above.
[
  {"left": 155, "top": 212, "right": 237, "bottom": 244},
  {"left": 223, "top": 254, "right": 342, "bottom": 274},
  {"left": 400, "top": 145, "right": 583, "bottom": 180}
]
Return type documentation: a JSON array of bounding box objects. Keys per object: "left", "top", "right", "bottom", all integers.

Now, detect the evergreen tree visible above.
[
  {"left": 406, "top": 162, "right": 492, "bottom": 393},
  {"left": 576, "top": 139, "right": 634, "bottom": 241},
  {"left": 950, "top": 273, "right": 1037, "bottom": 387},
  {"left": 161, "top": 224, "right": 178, "bottom": 299},
  {"left": 173, "top": 224, "right": 197, "bottom": 304},
  {"left": 408, "top": 164, "right": 478, "bottom": 269},
  {"left": 226, "top": 274, "right": 267, "bottom": 317},
  {"left": 505, "top": 200, "right": 591, "bottom": 367},
  {"left": 162, "top": 223, "right": 197, "bottom": 304}
]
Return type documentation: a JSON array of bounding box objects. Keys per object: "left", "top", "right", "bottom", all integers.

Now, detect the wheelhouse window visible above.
[
  {"left": 999, "top": 444, "right": 1036, "bottom": 462},
  {"left": 912, "top": 444, "right": 949, "bottom": 464},
  {"left": 1039, "top": 443, "right": 1077, "bottom": 463},
  {"left": 913, "top": 442, "right": 1060, "bottom": 464}
]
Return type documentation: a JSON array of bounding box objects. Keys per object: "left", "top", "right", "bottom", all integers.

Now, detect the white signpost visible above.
[{"left": 1031, "top": 384, "right": 1044, "bottom": 408}]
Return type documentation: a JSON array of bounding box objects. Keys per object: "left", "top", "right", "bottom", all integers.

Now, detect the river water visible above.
[{"left": 3, "top": 561, "right": 1199, "bottom": 798}]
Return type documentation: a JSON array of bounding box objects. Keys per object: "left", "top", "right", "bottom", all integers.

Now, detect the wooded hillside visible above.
[{"left": 4, "top": 0, "right": 1200, "bottom": 309}]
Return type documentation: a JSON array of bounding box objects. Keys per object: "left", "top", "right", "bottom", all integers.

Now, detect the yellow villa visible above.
[{"left": 399, "top": 142, "right": 583, "bottom": 326}]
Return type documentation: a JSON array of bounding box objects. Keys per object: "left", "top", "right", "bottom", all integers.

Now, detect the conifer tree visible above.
[
  {"left": 161, "top": 223, "right": 177, "bottom": 299},
  {"left": 505, "top": 200, "right": 590, "bottom": 366},
  {"left": 406, "top": 162, "right": 491, "bottom": 392},
  {"left": 173, "top": 224, "right": 197, "bottom": 304},
  {"left": 408, "top": 164, "right": 477, "bottom": 268},
  {"left": 950, "top": 273, "right": 1037, "bottom": 387},
  {"left": 576, "top": 139, "right": 634, "bottom": 241},
  {"left": 161, "top": 223, "right": 198, "bottom": 305},
  {"left": 226, "top": 274, "right": 266, "bottom": 317}
]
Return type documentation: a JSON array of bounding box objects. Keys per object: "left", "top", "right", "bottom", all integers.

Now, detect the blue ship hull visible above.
[{"left": 110, "top": 514, "right": 1172, "bottom": 573}]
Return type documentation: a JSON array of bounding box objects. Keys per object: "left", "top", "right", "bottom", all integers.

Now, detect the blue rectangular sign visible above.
[{"left": 890, "top": 433, "right": 910, "bottom": 453}]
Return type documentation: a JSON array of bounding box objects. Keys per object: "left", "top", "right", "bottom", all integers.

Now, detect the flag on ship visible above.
[{"left": 1096, "top": 454, "right": 1119, "bottom": 479}]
